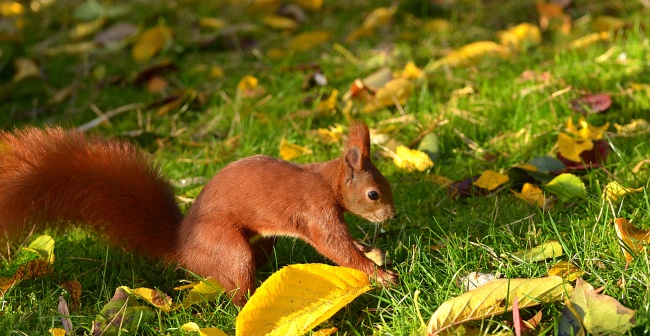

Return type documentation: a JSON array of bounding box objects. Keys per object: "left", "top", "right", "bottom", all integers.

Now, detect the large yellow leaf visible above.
[
  {"left": 132, "top": 25, "right": 172, "bottom": 62},
  {"left": 566, "top": 117, "right": 609, "bottom": 141},
  {"left": 502, "top": 241, "right": 563, "bottom": 262},
  {"left": 235, "top": 264, "right": 372, "bottom": 336},
  {"left": 427, "top": 277, "right": 572, "bottom": 335},
  {"left": 120, "top": 286, "right": 173, "bottom": 313},
  {"left": 364, "top": 78, "right": 413, "bottom": 113},
  {"left": 512, "top": 183, "right": 549, "bottom": 210},
  {"left": 174, "top": 278, "right": 225, "bottom": 309},
  {"left": 393, "top": 145, "right": 434, "bottom": 172},
  {"left": 603, "top": 181, "right": 644, "bottom": 203},
  {"left": 497, "top": 22, "right": 541, "bottom": 50},
  {"left": 472, "top": 170, "right": 509, "bottom": 191},
  {"left": 548, "top": 261, "right": 584, "bottom": 281}
]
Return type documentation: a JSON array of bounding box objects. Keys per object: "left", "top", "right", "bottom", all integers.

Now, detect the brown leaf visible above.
[{"left": 570, "top": 93, "right": 612, "bottom": 114}]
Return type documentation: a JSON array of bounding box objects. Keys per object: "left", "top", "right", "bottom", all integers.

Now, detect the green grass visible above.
[{"left": 1, "top": 0, "right": 650, "bottom": 334}]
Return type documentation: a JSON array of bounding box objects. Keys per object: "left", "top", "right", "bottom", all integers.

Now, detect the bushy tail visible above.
[{"left": 0, "top": 127, "right": 183, "bottom": 260}]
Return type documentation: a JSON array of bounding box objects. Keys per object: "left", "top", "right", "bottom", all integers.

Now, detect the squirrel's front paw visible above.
[{"left": 375, "top": 268, "right": 399, "bottom": 287}]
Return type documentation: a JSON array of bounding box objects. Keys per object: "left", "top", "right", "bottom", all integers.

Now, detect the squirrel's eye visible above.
[{"left": 367, "top": 190, "right": 379, "bottom": 200}]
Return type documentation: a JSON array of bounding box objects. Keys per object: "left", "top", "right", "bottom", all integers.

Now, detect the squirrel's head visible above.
[{"left": 338, "top": 122, "right": 395, "bottom": 223}]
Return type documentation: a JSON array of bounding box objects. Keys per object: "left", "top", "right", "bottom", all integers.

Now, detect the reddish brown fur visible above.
[{"left": 0, "top": 122, "right": 397, "bottom": 305}]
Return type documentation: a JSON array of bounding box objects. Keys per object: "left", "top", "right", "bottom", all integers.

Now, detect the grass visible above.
[{"left": 1, "top": 0, "right": 650, "bottom": 334}]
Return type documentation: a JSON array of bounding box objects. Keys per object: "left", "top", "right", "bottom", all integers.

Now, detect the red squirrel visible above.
[{"left": 0, "top": 122, "right": 398, "bottom": 305}]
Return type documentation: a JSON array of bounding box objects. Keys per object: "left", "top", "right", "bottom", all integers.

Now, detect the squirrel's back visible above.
[{"left": 0, "top": 127, "right": 182, "bottom": 259}]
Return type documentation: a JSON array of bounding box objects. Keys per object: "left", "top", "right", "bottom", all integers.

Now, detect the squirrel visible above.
[{"left": 0, "top": 122, "right": 398, "bottom": 305}]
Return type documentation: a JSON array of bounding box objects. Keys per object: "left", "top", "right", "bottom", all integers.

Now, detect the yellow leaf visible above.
[
  {"left": 316, "top": 125, "right": 344, "bottom": 144},
  {"left": 23, "top": 234, "right": 55, "bottom": 264},
  {"left": 317, "top": 89, "right": 338, "bottom": 113},
  {"left": 49, "top": 328, "right": 66, "bottom": 336},
  {"left": 396, "top": 61, "right": 423, "bottom": 80},
  {"left": 0, "top": 1, "right": 23, "bottom": 16},
  {"left": 502, "top": 241, "right": 563, "bottom": 262},
  {"left": 132, "top": 25, "right": 172, "bottom": 62},
  {"left": 312, "top": 327, "right": 338, "bottom": 336},
  {"left": 512, "top": 183, "right": 548, "bottom": 210},
  {"left": 514, "top": 163, "right": 538, "bottom": 172},
  {"left": 181, "top": 322, "right": 229, "bottom": 336},
  {"left": 614, "top": 119, "right": 650, "bottom": 136},
  {"left": 497, "top": 22, "right": 541, "bottom": 49},
  {"left": 364, "top": 78, "right": 413, "bottom": 113},
  {"left": 43, "top": 42, "right": 96, "bottom": 56},
  {"left": 267, "top": 47, "right": 286, "bottom": 60},
  {"left": 347, "top": 6, "right": 397, "bottom": 42},
  {"left": 289, "top": 30, "right": 331, "bottom": 53},
  {"left": 424, "top": 19, "right": 452, "bottom": 34},
  {"left": 175, "top": 278, "right": 225, "bottom": 309},
  {"left": 393, "top": 145, "right": 434, "bottom": 172},
  {"left": 69, "top": 17, "right": 105, "bottom": 40},
  {"left": 557, "top": 132, "right": 593, "bottom": 163},
  {"left": 279, "top": 139, "right": 312, "bottom": 161},
  {"left": 121, "top": 286, "right": 173, "bottom": 313},
  {"left": 429, "top": 41, "right": 509, "bottom": 70},
  {"left": 293, "top": 0, "right": 322, "bottom": 11},
  {"left": 472, "top": 170, "right": 510, "bottom": 191},
  {"left": 427, "top": 277, "right": 572, "bottom": 335},
  {"left": 566, "top": 117, "right": 609, "bottom": 141},
  {"left": 238, "top": 75, "right": 258, "bottom": 92},
  {"left": 547, "top": 261, "right": 584, "bottom": 281},
  {"left": 199, "top": 17, "right": 227, "bottom": 30},
  {"left": 210, "top": 66, "right": 224, "bottom": 78},
  {"left": 12, "top": 57, "right": 40, "bottom": 83},
  {"left": 570, "top": 31, "right": 610, "bottom": 49},
  {"left": 592, "top": 15, "right": 628, "bottom": 32},
  {"left": 614, "top": 218, "right": 650, "bottom": 263},
  {"left": 430, "top": 174, "right": 453, "bottom": 187},
  {"left": 603, "top": 181, "right": 644, "bottom": 203},
  {"left": 235, "top": 264, "right": 372, "bottom": 336},
  {"left": 263, "top": 15, "right": 298, "bottom": 30}
]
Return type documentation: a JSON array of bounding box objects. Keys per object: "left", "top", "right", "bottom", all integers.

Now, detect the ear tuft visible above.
[{"left": 347, "top": 121, "right": 370, "bottom": 160}]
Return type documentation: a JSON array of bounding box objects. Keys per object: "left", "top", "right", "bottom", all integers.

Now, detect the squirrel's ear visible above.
[
  {"left": 344, "top": 146, "right": 363, "bottom": 173},
  {"left": 346, "top": 121, "right": 370, "bottom": 160}
]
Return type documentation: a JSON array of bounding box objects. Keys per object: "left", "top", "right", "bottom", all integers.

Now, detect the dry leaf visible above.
[
  {"left": 548, "top": 261, "right": 584, "bottom": 281},
  {"left": 497, "top": 22, "right": 542, "bottom": 50},
  {"left": 237, "top": 75, "right": 265, "bottom": 98},
  {"left": 614, "top": 119, "right": 650, "bottom": 136},
  {"left": 347, "top": 6, "right": 397, "bottom": 42},
  {"left": 632, "top": 159, "right": 650, "bottom": 173},
  {"left": 566, "top": 117, "right": 609, "bottom": 140},
  {"left": 456, "top": 272, "right": 497, "bottom": 291},
  {"left": 48, "top": 328, "right": 66, "bottom": 336},
  {"left": 512, "top": 183, "right": 548, "bottom": 209},
  {"left": 58, "top": 296, "right": 73, "bottom": 333},
  {"left": 472, "top": 170, "right": 510, "bottom": 191},
  {"left": 393, "top": 145, "right": 434, "bottom": 172},
  {"left": 263, "top": 15, "right": 298, "bottom": 30},
  {"left": 427, "top": 277, "right": 572, "bottom": 335},
  {"left": 503, "top": 241, "right": 563, "bottom": 263},
  {"left": 119, "top": 286, "right": 173, "bottom": 313},
  {"left": 43, "top": 42, "right": 97, "bottom": 56},
  {"left": 199, "top": 17, "right": 226, "bottom": 30},
  {"left": 557, "top": 133, "right": 594, "bottom": 163},
  {"left": 210, "top": 66, "right": 224, "bottom": 78},
  {"left": 364, "top": 78, "right": 413, "bottom": 113},
  {"left": 12, "top": 57, "right": 40, "bottom": 83},
  {"left": 293, "top": 0, "right": 322, "bottom": 11},
  {"left": 289, "top": 30, "right": 331, "bottom": 53},
  {"left": 317, "top": 89, "right": 338, "bottom": 113},
  {"left": 603, "top": 181, "right": 644, "bottom": 203},
  {"left": 312, "top": 327, "right": 338, "bottom": 336},
  {"left": 559, "top": 278, "right": 635, "bottom": 335},
  {"left": 181, "top": 322, "right": 228, "bottom": 336},
  {"left": 0, "top": 1, "right": 24, "bottom": 16},
  {"left": 570, "top": 31, "right": 610, "bottom": 49},
  {"left": 146, "top": 76, "right": 168, "bottom": 92},
  {"left": 175, "top": 278, "right": 224, "bottom": 309},
  {"left": 279, "top": 138, "right": 312, "bottom": 161},
  {"left": 132, "top": 25, "right": 172, "bottom": 62},
  {"left": 429, "top": 41, "right": 509, "bottom": 71},
  {"left": 316, "top": 125, "right": 344, "bottom": 144},
  {"left": 396, "top": 61, "right": 423, "bottom": 80},
  {"left": 614, "top": 218, "right": 650, "bottom": 263},
  {"left": 235, "top": 264, "right": 372, "bottom": 336},
  {"left": 69, "top": 17, "right": 105, "bottom": 39}
]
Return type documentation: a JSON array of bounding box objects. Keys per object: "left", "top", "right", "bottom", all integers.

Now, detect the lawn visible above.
[{"left": 1, "top": 0, "right": 649, "bottom": 334}]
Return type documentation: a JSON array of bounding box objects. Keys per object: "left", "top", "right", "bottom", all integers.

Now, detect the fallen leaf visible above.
[
  {"left": 132, "top": 25, "right": 173, "bottom": 62},
  {"left": 364, "top": 78, "right": 413, "bottom": 112},
  {"left": 12, "top": 57, "right": 40, "bottom": 83},
  {"left": 199, "top": 17, "right": 227, "bottom": 30},
  {"left": 396, "top": 61, "right": 424, "bottom": 80},
  {"left": 69, "top": 17, "right": 105, "bottom": 40},
  {"left": 548, "top": 261, "right": 584, "bottom": 281},
  {"left": 235, "top": 264, "right": 372, "bottom": 336},
  {"left": 0, "top": 1, "right": 24, "bottom": 16},
  {"left": 592, "top": 15, "right": 629, "bottom": 32},
  {"left": 289, "top": 30, "right": 331, "bottom": 53},
  {"left": 497, "top": 22, "right": 542, "bottom": 50},
  {"left": 237, "top": 75, "right": 265, "bottom": 98},
  {"left": 566, "top": 117, "right": 609, "bottom": 141},
  {"left": 428, "top": 41, "right": 509, "bottom": 71},
  {"left": 312, "top": 327, "right": 338, "bottom": 336},
  {"left": 503, "top": 241, "right": 563, "bottom": 263},
  {"left": 175, "top": 278, "right": 224, "bottom": 309},
  {"left": 60, "top": 280, "right": 82, "bottom": 311},
  {"left": 632, "top": 159, "right": 650, "bottom": 173},
  {"left": 347, "top": 6, "right": 398, "bottom": 42},
  {"left": 393, "top": 145, "right": 434, "bottom": 172},
  {"left": 614, "top": 218, "right": 650, "bottom": 263},
  {"left": 92, "top": 298, "right": 156, "bottom": 335},
  {"left": 123, "top": 287, "right": 173, "bottom": 313},
  {"left": 43, "top": 42, "right": 97, "bottom": 56},
  {"left": 558, "top": 278, "right": 635, "bottom": 335},
  {"left": 58, "top": 296, "right": 73, "bottom": 333},
  {"left": 210, "top": 66, "right": 224, "bottom": 78},
  {"left": 315, "top": 125, "right": 344, "bottom": 144},
  {"left": 94, "top": 22, "right": 137, "bottom": 45},
  {"left": 472, "top": 170, "right": 510, "bottom": 191},
  {"left": 317, "top": 89, "right": 338, "bottom": 113},
  {"left": 536, "top": 2, "right": 565, "bottom": 31},
  {"left": 544, "top": 173, "right": 586, "bottom": 201},
  {"left": 456, "top": 272, "right": 497, "bottom": 291},
  {"left": 279, "top": 138, "right": 312, "bottom": 161},
  {"left": 181, "top": 322, "right": 228, "bottom": 336},
  {"left": 430, "top": 175, "right": 453, "bottom": 187},
  {"left": 557, "top": 139, "right": 611, "bottom": 170},
  {"left": 512, "top": 183, "right": 549, "bottom": 210},
  {"left": 146, "top": 76, "right": 168, "bottom": 92},
  {"left": 557, "top": 133, "right": 594, "bottom": 163},
  {"left": 263, "top": 15, "right": 298, "bottom": 30},
  {"left": 614, "top": 119, "right": 650, "bottom": 136},
  {"left": 570, "top": 31, "right": 610, "bottom": 49},
  {"left": 22, "top": 234, "right": 55, "bottom": 264},
  {"left": 603, "top": 181, "right": 644, "bottom": 203},
  {"left": 417, "top": 133, "right": 441, "bottom": 164},
  {"left": 570, "top": 94, "right": 612, "bottom": 114},
  {"left": 49, "top": 328, "right": 66, "bottom": 336},
  {"left": 293, "top": 0, "right": 322, "bottom": 11},
  {"left": 427, "top": 277, "right": 572, "bottom": 335},
  {"left": 448, "top": 175, "right": 484, "bottom": 198}
]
